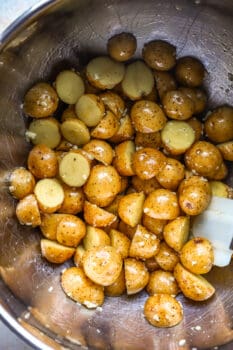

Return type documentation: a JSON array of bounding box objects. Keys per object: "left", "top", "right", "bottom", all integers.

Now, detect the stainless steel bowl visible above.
[{"left": 0, "top": 1, "right": 233, "bottom": 349}]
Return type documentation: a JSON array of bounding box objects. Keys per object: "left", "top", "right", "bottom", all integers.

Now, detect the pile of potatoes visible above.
[{"left": 9, "top": 32, "right": 233, "bottom": 328}]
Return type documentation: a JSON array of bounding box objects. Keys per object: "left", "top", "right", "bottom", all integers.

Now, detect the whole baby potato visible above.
[
  {"left": 107, "top": 32, "right": 137, "bottom": 62},
  {"left": 132, "top": 148, "right": 167, "bottom": 180},
  {"left": 143, "top": 40, "right": 176, "bottom": 71},
  {"left": 175, "top": 56, "right": 205, "bottom": 87},
  {"left": 204, "top": 106, "right": 233, "bottom": 143}
]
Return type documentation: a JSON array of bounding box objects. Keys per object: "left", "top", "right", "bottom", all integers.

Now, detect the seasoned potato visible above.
[
  {"left": 185, "top": 141, "right": 223, "bottom": 177},
  {"left": 132, "top": 176, "right": 161, "bottom": 195},
  {"left": 209, "top": 161, "right": 228, "bottom": 181},
  {"left": 132, "top": 148, "right": 167, "bottom": 180},
  {"left": 174, "top": 263, "right": 215, "bottom": 301},
  {"left": 75, "top": 94, "right": 105, "bottom": 127},
  {"left": 86, "top": 56, "right": 125, "bottom": 89},
  {"left": 105, "top": 267, "right": 126, "bottom": 296},
  {"left": 179, "top": 87, "right": 207, "bottom": 115},
  {"left": 41, "top": 239, "right": 75, "bottom": 264},
  {"left": 109, "top": 229, "right": 131, "bottom": 258},
  {"left": 60, "top": 118, "right": 90, "bottom": 146},
  {"left": 131, "top": 100, "right": 167, "bottom": 133},
  {"left": 83, "top": 139, "right": 114, "bottom": 165},
  {"left": 163, "top": 216, "right": 190, "bottom": 252},
  {"left": 84, "top": 165, "right": 121, "bottom": 207},
  {"left": 40, "top": 213, "right": 68, "bottom": 240},
  {"left": 162, "top": 90, "right": 194, "bottom": 120},
  {"left": 179, "top": 183, "right": 211, "bottom": 216},
  {"left": 83, "top": 246, "right": 122, "bottom": 286},
  {"left": 175, "top": 56, "right": 205, "bottom": 87},
  {"left": 142, "top": 40, "right": 176, "bottom": 71},
  {"left": 210, "top": 181, "right": 231, "bottom": 198},
  {"left": 83, "top": 201, "right": 117, "bottom": 227},
  {"left": 143, "top": 189, "right": 180, "bottom": 220},
  {"left": 161, "top": 121, "right": 195, "bottom": 155},
  {"left": 56, "top": 215, "right": 86, "bottom": 247},
  {"left": 204, "top": 106, "right": 233, "bottom": 143},
  {"left": 59, "top": 151, "right": 90, "bottom": 187},
  {"left": 55, "top": 70, "right": 84, "bottom": 104},
  {"left": 180, "top": 237, "right": 214, "bottom": 274},
  {"left": 155, "top": 242, "right": 179, "bottom": 271},
  {"left": 107, "top": 32, "right": 137, "bottom": 62},
  {"left": 74, "top": 244, "right": 85, "bottom": 267},
  {"left": 135, "top": 131, "right": 161, "bottom": 149},
  {"left": 9, "top": 167, "right": 35, "bottom": 199},
  {"left": 61, "top": 267, "right": 104, "bottom": 308},
  {"left": 83, "top": 226, "right": 110, "bottom": 250},
  {"left": 154, "top": 70, "right": 177, "bottom": 99},
  {"left": 27, "top": 117, "right": 61, "bottom": 149},
  {"left": 186, "top": 117, "right": 203, "bottom": 142},
  {"left": 129, "top": 224, "right": 160, "bottom": 259},
  {"left": 100, "top": 91, "right": 125, "bottom": 119},
  {"left": 16, "top": 194, "right": 41, "bottom": 226},
  {"left": 109, "top": 115, "right": 135, "bottom": 143},
  {"left": 156, "top": 158, "right": 185, "bottom": 190},
  {"left": 124, "top": 258, "right": 149, "bottom": 295},
  {"left": 178, "top": 175, "right": 210, "bottom": 195},
  {"left": 34, "top": 178, "right": 64, "bottom": 213},
  {"left": 91, "top": 110, "right": 119, "bottom": 139},
  {"left": 146, "top": 270, "right": 179, "bottom": 296},
  {"left": 142, "top": 214, "right": 166, "bottom": 239},
  {"left": 217, "top": 141, "right": 233, "bottom": 161},
  {"left": 144, "top": 294, "right": 183, "bottom": 328},
  {"left": 58, "top": 185, "right": 84, "bottom": 214},
  {"left": 118, "top": 192, "right": 145, "bottom": 227},
  {"left": 28, "top": 144, "right": 58, "bottom": 179},
  {"left": 113, "top": 140, "right": 135, "bottom": 176},
  {"left": 118, "top": 220, "right": 137, "bottom": 239},
  {"left": 121, "top": 61, "right": 154, "bottom": 100},
  {"left": 23, "top": 82, "right": 58, "bottom": 118},
  {"left": 145, "top": 257, "right": 160, "bottom": 272}
]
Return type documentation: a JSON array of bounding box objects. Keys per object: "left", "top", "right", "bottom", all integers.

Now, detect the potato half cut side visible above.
[
  {"left": 34, "top": 178, "right": 64, "bottom": 213},
  {"left": 83, "top": 201, "right": 117, "bottom": 227},
  {"left": 55, "top": 70, "right": 85, "bottom": 104},
  {"left": 27, "top": 117, "right": 61, "bottom": 149},
  {"left": 41, "top": 239, "right": 75, "bottom": 264},
  {"left": 59, "top": 152, "right": 90, "bottom": 187},
  {"left": 60, "top": 118, "right": 90, "bottom": 146}
]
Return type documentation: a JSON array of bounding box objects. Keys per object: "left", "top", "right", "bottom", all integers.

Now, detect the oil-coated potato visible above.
[
  {"left": 58, "top": 185, "right": 84, "bottom": 214},
  {"left": 144, "top": 294, "right": 183, "bottom": 328},
  {"left": 118, "top": 192, "right": 145, "bottom": 227},
  {"left": 74, "top": 244, "right": 85, "bottom": 267},
  {"left": 55, "top": 70, "right": 85, "bottom": 104},
  {"left": 142, "top": 214, "right": 166, "bottom": 239},
  {"left": 83, "top": 246, "right": 122, "bottom": 286},
  {"left": 107, "top": 32, "right": 137, "bottom": 62},
  {"left": 41, "top": 239, "right": 75, "bottom": 264},
  {"left": 217, "top": 141, "right": 233, "bottom": 161},
  {"left": 124, "top": 258, "right": 149, "bottom": 295},
  {"left": 155, "top": 242, "right": 179, "bottom": 271},
  {"left": 204, "top": 106, "right": 233, "bottom": 143},
  {"left": 40, "top": 213, "right": 68, "bottom": 240},
  {"left": 174, "top": 263, "right": 215, "bottom": 301},
  {"left": 154, "top": 71, "right": 177, "bottom": 99},
  {"left": 83, "top": 201, "right": 117, "bottom": 227},
  {"left": 162, "top": 90, "right": 194, "bottom": 120},
  {"left": 113, "top": 140, "right": 135, "bottom": 176},
  {"left": 135, "top": 131, "right": 161, "bottom": 149},
  {"left": 156, "top": 158, "right": 185, "bottom": 190},
  {"left": 175, "top": 57, "right": 205, "bottom": 87},
  {"left": 9, "top": 167, "right": 35, "bottom": 199},
  {"left": 142, "top": 40, "right": 176, "bottom": 71},
  {"left": 163, "top": 216, "right": 190, "bottom": 252},
  {"left": 16, "top": 194, "right": 41, "bottom": 226},
  {"left": 91, "top": 110, "right": 119, "bottom": 139},
  {"left": 209, "top": 161, "right": 228, "bottom": 181},
  {"left": 83, "top": 139, "right": 114, "bottom": 165},
  {"left": 60, "top": 118, "right": 90, "bottom": 146},
  {"left": 143, "top": 189, "right": 180, "bottom": 220},
  {"left": 27, "top": 117, "right": 61, "bottom": 149},
  {"left": 83, "top": 226, "right": 110, "bottom": 250},
  {"left": 131, "top": 100, "right": 167, "bottom": 133},
  {"left": 109, "top": 229, "right": 131, "bottom": 259},
  {"left": 56, "top": 139, "right": 74, "bottom": 152},
  {"left": 34, "top": 178, "right": 64, "bottom": 213},
  {"left": 84, "top": 165, "right": 121, "bottom": 207},
  {"left": 100, "top": 91, "right": 125, "bottom": 119},
  {"left": 146, "top": 270, "right": 179, "bottom": 296},
  {"left": 178, "top": 175, "right": 211, "bottom": 195},
  {"left": 105, "top": 267, "right": 126, "bottom": 296},
  {"left": 61, "top": 267, "right": 104, "bottom": 308},
  {"left": 75, "top": 94, "right": 105, "bottom": 127},
  {"left": 23, "top": 83, "right": 58, "bottom": 118},
  {"left": 186, "top": 117, "right": 203, "bottom": 142},
  {"left": 180, "top": 237, "right": 214, "bottom": 274},
  {"left": 28, "top": 144, "right": 58, "bottom": 179},
  {"left": 109, "top": 115, "right": 135, "bottom": 143},
  {"left": 118, "top": 220, "right": 137, "bottom": 239},
  {"left": 129, "top": 224, "right": 160, "bottom": 259},
  {"left": 132, "top": 176, "right": 161, "bottom": 195},
  {"left": 56, "top": 214, "right": 86, "bottom": 247},
  {"left": 59, "top": 151, "right": 90, "bottom": 187},
  {"left": 178, "top": 183, "right": 211, "bottom": 216},
  {"left": 210, "top": 181, "right": 231, "bottom": 198},
  {"left": 179, "top": 87, "right": 207, "bottom": 114}
]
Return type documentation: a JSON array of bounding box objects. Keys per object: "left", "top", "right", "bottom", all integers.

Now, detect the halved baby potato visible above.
[
  {"left": 27, "top": 117, "right": 61, "bottom": 149},
  {"left": 9, "top": 167, "right": 35, "bottom": 199},
  {"left": 40, "top": 213, "right": 68, "bottom": 240},
  {"left": 162, "top": 90, "right": 194, "bottom": 120},
  {"left": 142, "top": 214, "right": 167, "bottom": 239},
  {"left": 146, "top": 270, "right": 179, "bottom": 296},
  {"left": 129, "top": 224, "right": 160, "bottom": 259},
  {"left": 155, "top": 242, "right": 180, "bottom": 271},
  {"left": 109, "top": 115, "right": 135, "bottom": 144},
  {"left": 58, "top": 185, "right": 84, "bottom": 214},
  {"left": 131, "top": 176, "right": 161, "bottom": 195},
  {"left": 73, "top": 244, "right": 86, "bottom": 267},
  {"left": 163, "top": 216, "right": 190, "bottom": 252},
  {"left": 113, "top": 140, "right": 135, "bottom": 176},
  {"left": 156, "top": 157, "right": 185, "bottom": 190},
  {"left": 118, "top": 192, "right": 145, "bottom": 227},
  {"left": 56, "top": 214, "right": 86, "bottom": 247},
  {"left": 28, "top": 144, "right": 58, "bottom": 179},
  {"left": 100, "top": 91, "right": 125, "bottom": 119},
  {"left": 83, "top": 201, "right": 117, "bottom": 227},
  {"left": 178, "top": 183, "right": 211, "bottom": 216},
  {"left": 210, "top": 181, "right": 232, "bottom": 198},
  {"left": 109, "top": 229, "right": 131, "bottom": 259},
  {"left": 34, "top": 178, "right": 64, "bottom": 213},
  {"left": 60, "top": 118, "right": 90, "bottom": 146},
  {"left": 83, "top": 139, "right": 114, "bottom": 165},
  {"left": 105, "top": 267, "right": 126, "bottom": 297},
  {"left": 55, "top": 70, "right": 85, "bottom": 104},
  {"left": 135, "top": 131, "right": 161, "bottom": 149},
  {"left": 83, "top": 226, "right": 110, "bottom": 250},
  {"left": 16, "top": 194, "right": 41, "bottom": 227},
  {"left": 91, "top": 110, "right": 119, "bottom": 139},
  {"left": 41, "top": 239, "right": 75, "bottom": 264},
  {"left": 59, "top": 151, "right": 90, "bottom": 187},
  {"left": 75, "top": 93, "right": 105, "bottom": 127},
  {"left": 124, "top": 258, "right": 149, "bottom": 295}
]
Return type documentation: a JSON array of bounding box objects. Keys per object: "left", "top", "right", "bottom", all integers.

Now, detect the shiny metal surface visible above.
[{"left": 0, "top": 0, "right": 233, "bottom": 349}]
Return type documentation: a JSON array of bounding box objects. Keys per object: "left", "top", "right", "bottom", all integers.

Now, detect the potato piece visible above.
[
  {"left": 156, "top": 158, "right": 185, "bottom": 190},
  {"left": 86, "top": 56, "right": 125, "bottom": 89},
  {"left": 204, "top": 106, "right": 233, "bottom": 143},
  {"left": 61, "top": 106, "right": 77, "bottom": 122},
  {"left": 147, "top": 270, "right": 179, "bottom": 296},
  {"left": 155, "top": 242, "right": 179, "bottom": 271},
  {"left": 178, "top": 175, "right": 210, "bottom": 194},
  {"left": 145, "top": 257, "right": 160, "bottom": 272},
  {"left": 84, "top": 165, "right": 121, "bottom": 207},
  {"left": 131, "top": 100, "right": 167, "bottom": 133},
  {"left": 120, "top": 177, "right": 129, "bottom": 193},
  {"left": 56, "top": 139, "right": 74, "bottom": 152},
  {"left": 180, "top": 87, "right": 207, "bottom": 115},
  {"left": 174, "top": 263, "right": 215, "bottom": 301},
  {"left": 83, "top": 139, "right": 114, "bottom": 165},
  {"left": 118, "top": 220, "right": 137, "bottom": 239},
  {"left": 132, "top": 176, "right": 161, "bottom": 195},
  {"left": 91, "top": 110, "right": 119, "bottom": 139},
  {"left": 210, "top": 181, "right": 230, "bottom": 198},
  {"left": 163, "top": 216, "right": 190, "bottom": 252},
  {"left": 34, "top": 178, "right": 64, "bottom": 213},
  {"left": 83, "top": 201, "right": 117, "bottom": 227},
  {"left": 109, "top": 115, "right": 135, "bottom": 143},
  {"left": 60, "top": 118, "right": 90, "bottom": 146},
  {"left": 186, "top": 116, "right": 203, "bottom": 142},
  {"left": 209, "top": 161, "right": 228, "bottom": 181},
  {"left": 154, "top": 70, "right": 177, "bottom": 99},
  {"left": 162, "top": 90, "right": 194, "bottom": 120},
  {"left": 135, "top": 131, "right": 161, "bottom": 149},
  {"left": 58, "top": 185, "right": 84, "bottom": 214},
  {"left": 142, "top": 214, "right": 166, "bottom": 239},
  {"left": 83, "top": 226, "right": 110, "bottom": 250},
  {"left": 41, "top": 239, "right": 75, "bottom": 264},
  {"left": 56, "top": 215, "right": 86, "bottom": 247},
  {"left": 61, "top": 267, "right": 104, "bottom": 308},
  {"left": 121, "top": 61, "right": 154, "bottom": 100},
  {"left": 55, "top": 70, "right": 84, "bottom": 104},
  {"left": 118, "top": 192, "right": 145, "bottom": 227},
  {"left": 28, "top": 144, "right": 58, "bottom": 179},
  {"left": 107, "top": 32, "right": 137, "bottom": 62},
  {"left": 143, "top": 189, "right": 180, "bottom": 220},
  {"left": 179, "top": 184, "right": 211, "bottom": 216},
  {"left": 132, "top": 147, "right": 167, "bottom": 180},
  {"left": 175, "top": 57, "right": 205, "bottom": 87},
  {"left": 27, "top": 117, "right": 61, "bottom": 149},
  {"left": 100, "top": 91, "right": 125, "bottom": 119},
  {"left": 104, "top": 195, "right": 123, "bottom": 215},
  {"left": 9, "top": 167, "right": 35, "bottom": 199},
  {"left": 129, "top": 224, "right": 160, "bottom": 259},
  {"left": 124, "top": 258, "right": 149, "bottom": 295},
  {"left": 144, "top": 294, "right": 183, "bottom": 328},
  {"left": 75, "top": 94, "right": 105, "bottom": 127},
  {"left": 105, "top": 267, "right": 126, "bottom": 296},
  {"left": 40, "top": 213, "right": 68, "bottom": 240},
  {"left": 74, "top": 244, "right": 85, "bottom": 267},
  {"left": 217, "top": 141, "right": 233, "bottom": 161},
  {"left": 16, "top": 194, "right": 41, "bottom": 226},
  {"left": 83, "top": 246, "right": 122, "bottom": 286},
  {"left": 142, "top": 40, "right": 176, "bottom": 71},
  {"left": 185, "top": 141, "right": 222, "bottom": 177},
  {"left": 59, "top": 152, "right": 90, "bottom": 187},
  {"left": 109, "top": 229, "right": 131, "bottom": 259},
  {"left": 23, "top": 82, "right": 58, "bottom": 118},
  {"left": 180, "top": 237, "right": 214, "bottom": 274},
  {"left": 113, "top": 140, "right": 135, "bottom": 176}
]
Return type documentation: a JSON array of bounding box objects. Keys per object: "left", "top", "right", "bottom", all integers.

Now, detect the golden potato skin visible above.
[
  {"left": 56, "top": 215, "right": 86, "bottom": 247},
  {"left": 144, "top": 294, "right": 183, "bottom": 328},
  {"left": 16, "top": 194, "right": 41, "bottom": 227},
  {"left": 162, "top": 90, "right": 194, "bottom": 120},
  {"left": 99, "top": 91, "right": 125, "bottom": 119},
  {"left": 40, "top": 213, "right": 68, "bottom": 240},
  {"left": 105, "top": 267, "right": 126, "bottom": 296},
  {"left": 146, "top": 270, "right": 179, "bottom": 296},
  {"left": 204, "top": 106, "right": 233, "bottom": 143},
  {"left": 156, "top": 158, "right": 185, "bottom": 190},
  {"left": 83, "top": 201, "right": 117, "bottom": 228},
  {"left": 9, "top": 167, "right": 35, "bottom": 199},
  {"left": 28, "top": 144, "right": 58, "bottom": 179},
  {"left": 132, "top": 148, "right": 167, "bottom": 180},
  {"left": 217, "top": 141, "right": 233, "bottom": 161},
  {"left": 186, "top": 117, "right": 203, "bottom": 142},
  {"left": 154, "top": 70, "right": 177, "bottom": 99},
  {"left": 179, "top": 87, "right": 207, "bottom": 115},
  {"left": 124, "top": 258, "right": 149, "bottom": 295},
  {"left": 175, "top": 56, "right": 205, "bottom": 87},
  {"left": 41, "top": 239, "right": 75, "bottom": 264},
  {"left": 142, "top": 214, "right": 166, "bottom": 239},
  {"left": 118, "top": 192, "right": 145, "bottom": 227},
  {"left": 109, "top": 229, "right": 131, "bottom": 259},
  {"left": 132, "top": 176, "right": 161, "bottom": 195},
  {"left": 58, "top": 185, "right": 84, "bottom": 215},
  {"left": 83, "top": 139, "right": 114, "bottom": 165},
  {"left": 163, "top": 216, "right": 190, "bottom": 252},
  {"left": 143, "top": 40, "right": 176, "bottom": 71},
  {"left": 107, "top": 32, "right": 137, "bottom": 62},
  {"left": 179, "top": 184, "right": 211, "bottom": 216},
  {"left": 135, "top": 131, "right": 161, "bottom": 149},
  {"left": 155, "top": 242, "right": 179, "bottom": 271},
  {"left": 129, "top": 224, "right": 160, "bottom": 259}
]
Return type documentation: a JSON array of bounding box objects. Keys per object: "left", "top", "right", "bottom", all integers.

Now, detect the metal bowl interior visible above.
[{"left": 0, "top": 0, "right": 233, "bottom": 349}]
